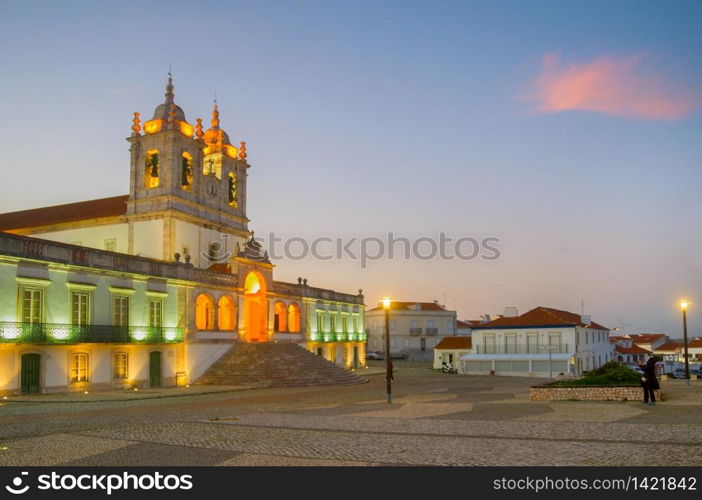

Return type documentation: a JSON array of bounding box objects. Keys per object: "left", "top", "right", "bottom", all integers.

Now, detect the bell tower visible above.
[{"left": 125, "top": 76, "right": 251, "bottom": 265}]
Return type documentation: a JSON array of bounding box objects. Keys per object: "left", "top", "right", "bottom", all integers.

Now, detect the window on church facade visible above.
[
  {"left": 228, "top": 172, "right": 237, "bottom": 207},
  {"left": 181, "top": 152, "right": 193, "bottom": 190},
  {"left": 217, "top": 296, "right": 236, "bottom": 331},
  {"left": 113, "top": 353, "right": 128, "bottom": 380},
  {"left": 195, "top": 294, "right": 215, "bottom": 330},
  {"left": 71, "top": 353, "right": 89, "bottom": 383},
  {"left": 288, "top": 303, "right": 301, "bottom": 333},
  {"left": 71, "top": 292, "right": 90, "bottom": 326},
  {"left": 149, "top": 299, "right": 163, "bottom": 328},
  {"left": 21, "top": 289, "right": 43, "bottom": 324},
  {"left": 145, "top": 150, "right": 160, "bottom": 188},
  {"left": 113, "top": 296, "right": 129, "bottom": 327}
]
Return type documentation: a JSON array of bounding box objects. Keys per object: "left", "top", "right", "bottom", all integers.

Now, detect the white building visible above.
[
  {"left": 459, "top": 306, "right": 611, "bottom": 377},
  {"left": 365, "top": 301, "right": 457, "bottom": 361}
]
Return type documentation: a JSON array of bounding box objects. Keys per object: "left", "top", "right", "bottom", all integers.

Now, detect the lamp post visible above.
[
  {"left": 538, "top": 344, "right": 557, "bottom": 378},
  {"left": 382, "top": 297, "right": 392, "bottom": 404},
  {"left": 681, "top": 300, "right": 691, "bottom": 386}
]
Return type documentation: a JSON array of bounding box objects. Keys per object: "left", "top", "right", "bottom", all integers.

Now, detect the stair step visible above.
[{"left": 193, "top": 342, "right": 366, "bottom": 388}]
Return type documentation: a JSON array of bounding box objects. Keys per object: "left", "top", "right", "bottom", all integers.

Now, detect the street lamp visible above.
[
  {"left": 538, "top": 344, "right": 558, "bottom": 378},
  {"left": 680, "top": 300, "right": 692, "bottom": 386},
  {"left": 381, "top": 297, "right": 392, "bottom": 404}
]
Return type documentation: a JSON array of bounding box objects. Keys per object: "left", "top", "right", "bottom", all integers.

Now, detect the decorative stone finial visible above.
[
  {"left": 165, "top": 73, "right": 175, "bottom": 106},
  {"left": 195, "top": 118, "right": 204, "bottom": 141},
  {"left": 184, "top": 253, "right": 191, "bottom": 264},
  {"left": 211, "top": 102, "right": 220, "bottom": 128},
  {"left": 174, "top": 252, "right": 181, "bottom": 262},
  {"left": 131, "top": 112, "right": 141, "bottom": 136},
  {"left": 239, "top": 141, "right": 247, "bottom": 160},
  {"left": 298, "top": 277, "right": 303, "bottom": 284},
  {"left": 303, "top": 278, "right": 308, "bottom": 286}
]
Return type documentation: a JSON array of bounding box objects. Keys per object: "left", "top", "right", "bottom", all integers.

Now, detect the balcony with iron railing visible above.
[
  {"left": 310, "top": 331, "right": 368, "bottom": 343},
  {"left": 425, "top": 328, "right": 438, "bottom": 336},
  {"left": 409, "top": 328, "right": 423, "bottom": 336},
  {"left": 0, "top": 322, "right": 183, "bottom": 344},
  {"left": 475, "top": 344, "right": 570, "bottom": 355}
]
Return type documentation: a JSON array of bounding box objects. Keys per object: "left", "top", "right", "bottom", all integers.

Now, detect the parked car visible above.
[
  {"left": 366, "top": 350, "right": 384, "bottom": 360},
  {"left": 628, "top": 365, "right": 644, "bottom": 376},
  {"left": 673, "top": 368, "right": 687, "bottom": 379},
  {"left": 690, "top": 365, "right": 702, "bottom": 375}
]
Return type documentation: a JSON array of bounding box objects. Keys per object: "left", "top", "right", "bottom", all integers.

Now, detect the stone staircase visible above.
[{"left": 194, "top": 342, "right": 367, "bottom": 388}]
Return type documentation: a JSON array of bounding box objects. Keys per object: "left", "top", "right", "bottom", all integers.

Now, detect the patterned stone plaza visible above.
[{"left": 0, "top": 363, "right": 700, "bottom": 466}]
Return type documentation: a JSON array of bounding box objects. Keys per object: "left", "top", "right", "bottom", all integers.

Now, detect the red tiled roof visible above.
[
  {"left": 435, "top": 337, "right": 472, "bottom": 350},
  {"left": 457, "top": 320, "right": 473, "bottom": 328},
  {"left": 368, "top": 301, "right": 447, "bottom": 312},
  {"left": 615, "top": 345, "right": 650, "bottom": 355},
  {"left": 472, "top": 306, "right": 608, "bottom": 330},
  {"left": 609, "top": 335, "right": 626, "bottom": 342},
  {"left": 629, "top": 333, "right": 666, "bottom": 344},
  {"left": 654, "top": 341, "right": 682, "bottom": 352},
  {"left": 688, "top": 338, "right": 702, "bottom": 349},
  {"left": 0, "top": 195, "right": 129, "bottom": 231}
]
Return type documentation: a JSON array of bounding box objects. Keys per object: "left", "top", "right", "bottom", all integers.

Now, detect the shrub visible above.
[{"left": 552, "top": 362, "right": 641, "bottom": 387}]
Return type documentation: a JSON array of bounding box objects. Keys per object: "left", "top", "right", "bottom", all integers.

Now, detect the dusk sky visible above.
[{"left": 1, "top": 1, "right": 700, "bottom": 335}]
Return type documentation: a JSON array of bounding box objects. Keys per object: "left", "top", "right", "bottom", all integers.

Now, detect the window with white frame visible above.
[
  {"left": 149, "top": 299, "right": 163, "bottom": 327},
  {"left": 21, "top": 288, "right": 43, "bottom": 323},
  {"left": 71, "top": 353, "right": 89, "bottom": 383},
  {"left": 113, "top": 296, "right": 130, "bottom": 326},
  {"left": 71, "top": 292, "right": 90, "bottom": 326},
  {"left": 113, "top": 352, "right": 128, "bottom": 379}
]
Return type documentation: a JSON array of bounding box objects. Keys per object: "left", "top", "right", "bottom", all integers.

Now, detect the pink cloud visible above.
[{"left": 529, "top": 53, "right": 698, "bottom": 120}]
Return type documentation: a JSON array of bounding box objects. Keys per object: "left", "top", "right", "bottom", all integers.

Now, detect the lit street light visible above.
[
  {"left": 381, "top": 297, "right": 393, "bottom": 404},
  {"left": 681, "top": 300, "right": 692, "bottom": 386}
]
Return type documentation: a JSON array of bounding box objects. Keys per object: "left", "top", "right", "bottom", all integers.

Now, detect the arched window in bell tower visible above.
[
  {"left": 145, "top": 149, "right": 160, "bottom": 188},
  {"left": 228, "top": 172, "right": 238, "bottom": 207},
  {"left": 181, "top": 152, "right": 193, "bottom": 190}
]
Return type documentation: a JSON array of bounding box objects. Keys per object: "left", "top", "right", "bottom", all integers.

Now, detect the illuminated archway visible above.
[
  {"left": 218, "top": 295, "right": 236, "bottom": 331},
  {"left": 288, "top": 303, "right": 301, "bottom": 333},
  {"left": 195, "top": 294, "right": 215, "bottom": 330},
  {"left": 274, "top": 302, "right": 287, "bottom": 332},
  {"left": 243, "top": 272, "right": 267, "bottom": 342}
]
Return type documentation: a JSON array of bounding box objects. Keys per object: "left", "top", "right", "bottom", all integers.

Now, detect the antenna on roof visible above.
[
  {"left": 580, "top": 298, "right": 585, "bottom": 315},
  {"left": 168, "top": 63, "right": 172, "bottom": 78}
]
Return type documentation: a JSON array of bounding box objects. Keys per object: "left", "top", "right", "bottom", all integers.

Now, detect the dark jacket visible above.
[{"left": 642, "top": 360, "right": 660, "bottom": 390}]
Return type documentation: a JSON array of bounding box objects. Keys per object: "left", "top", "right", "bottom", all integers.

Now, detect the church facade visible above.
[{"left": 0, "top": 78, "right": 366, "bottom": 395}]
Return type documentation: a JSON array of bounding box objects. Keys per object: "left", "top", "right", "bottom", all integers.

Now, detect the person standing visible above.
[{"left": 641, "top": 356, "right": 660, "bottom": 405}]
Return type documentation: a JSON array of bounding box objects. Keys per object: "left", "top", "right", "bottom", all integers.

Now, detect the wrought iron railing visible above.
[
  {"left": 475, "top": 344, "right": 569, "bottom": 354},
  {"left": 311, "top": 332, "right": 367, "bottom": 343},
  {"left": 0, "top": 322, "right": 183, "bottom": 344},
  {"left": 425, "top": 328, "right": 438, "bottom": 336},
  {"left": 409, "top": 328, "right": 423, "bottom": 335}
]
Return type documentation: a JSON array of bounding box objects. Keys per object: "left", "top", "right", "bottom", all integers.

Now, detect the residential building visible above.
[
  {"left": 433, "top": 336, "right": 472, "bottom": 369},
  {"left": 365, "top": 301, "right": 457, "bottom": 361},
  {"left": 459, "top": 306, "right": 611, "bottom": 377}
]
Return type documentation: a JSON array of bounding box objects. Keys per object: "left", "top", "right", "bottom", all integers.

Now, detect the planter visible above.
[{"left": 530, "top": 384, "right": 662, "bottom": 402}]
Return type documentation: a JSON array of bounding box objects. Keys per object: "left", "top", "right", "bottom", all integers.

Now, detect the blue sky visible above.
[{"left": 1, "top": 1, "right": 701, "bottom": 335}]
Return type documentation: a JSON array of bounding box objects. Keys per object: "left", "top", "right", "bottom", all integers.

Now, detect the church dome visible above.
[{"left": 151, "top": 102, "right": 187, "bottom": 122}]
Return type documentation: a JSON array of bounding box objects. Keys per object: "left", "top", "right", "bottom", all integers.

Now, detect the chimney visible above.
[
  {"left": 503, "top": 306, "right": 518, "bottom": 318},
  {"left": 581, "top": 315, "right": 591, "bottom": 326},
  {"left": 481, "top": 314, "right": 491, "bottom": 323}
]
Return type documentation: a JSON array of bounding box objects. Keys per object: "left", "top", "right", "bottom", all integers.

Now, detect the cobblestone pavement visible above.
[{"left": 0, "top": 364, "right": 700, "bottom": 466}]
